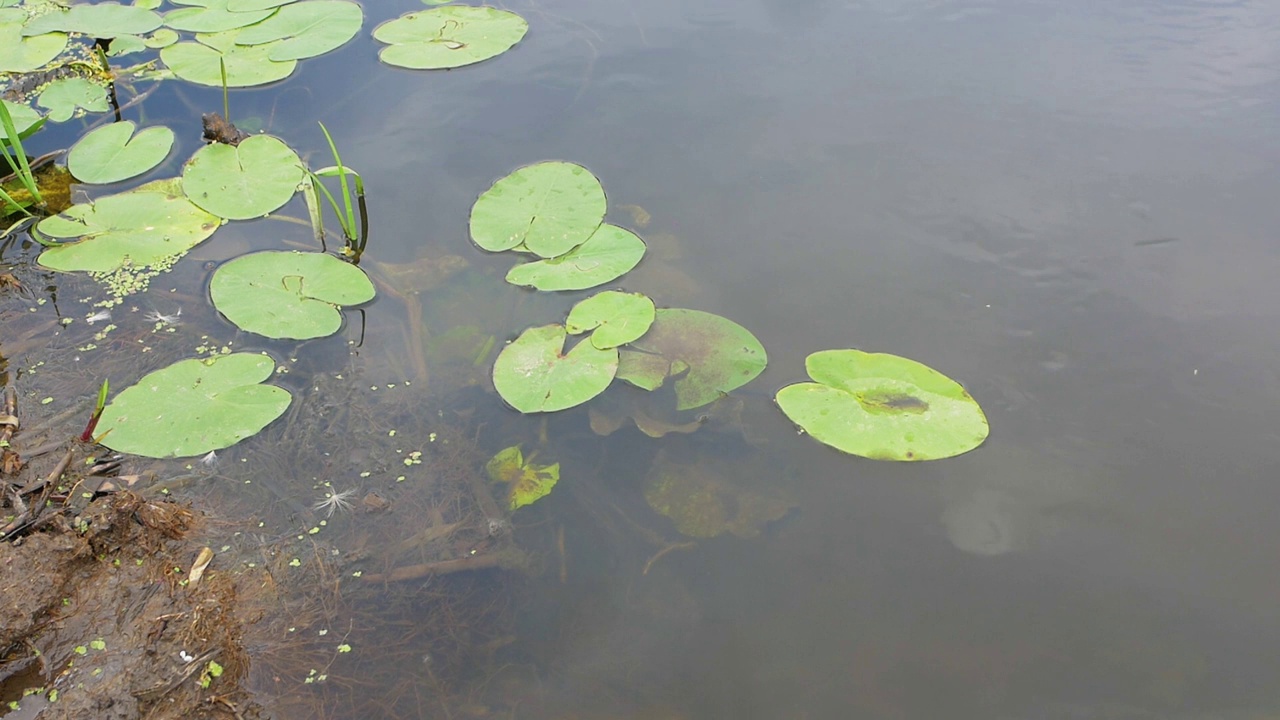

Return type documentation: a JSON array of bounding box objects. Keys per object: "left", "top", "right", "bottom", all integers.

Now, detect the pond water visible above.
[{"left": 10, "top": 0, "right": 1280, "bottom": 716}]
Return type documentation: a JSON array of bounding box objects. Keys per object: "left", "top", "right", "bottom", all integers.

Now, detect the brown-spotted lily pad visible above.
[{"left": 624, "top": 308, "right": 767, "bottom": 411}]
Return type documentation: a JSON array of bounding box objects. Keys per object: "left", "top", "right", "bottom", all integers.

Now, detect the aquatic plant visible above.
[
  {"left": 0, "top": 99, "right": 43, "bottom": 214},
  {"left": 66, "top": 121, "right": 175, "bottom": 184},
  {"left": 373, "top": 6, "right": 528, "bottom": 70},
  {"left": 209, "top": 250, "right": 375, "bottom": 339},
  {"left": 310, "top": 122, "right": 367, "bottom": 261},
  {"left": 484, "top": 446, "right": 558, "bottom": 511}
]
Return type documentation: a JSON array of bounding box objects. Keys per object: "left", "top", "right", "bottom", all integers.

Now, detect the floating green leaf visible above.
[
  {"left": 106, "top": 33, "right": 147, "bottom": 55},
  {"left": 68, "top": 122, "right": 175, "bottom": 184},
  {"left": 505, "top": 223, "right": 646, "bottom": 291},
  {"left": 566, "top": 291, "right": 655, "bottom": 349},
  {"left": 0, "top": 99, "right": 44, "bottom": 142},
  {"left": 625, "top": 309, "right": 767, "bottom": 411},
  {"left": 485, "top": 445, "right": 559, "bottom": 511},
  {"left": 234, "top": 0, "right": 361, "bottom": 61},
  {"left": 36, "top": 188, "right": 220, "bottom": 273},
  {"left": 161, "top": 28, "right": 297, "bottom": 86},
  {"left": 182, "top": 134, "right": 304, "bottom": 219},
  {"left": 227, "top": 0, "right": 295, "bottom": 10},
  {"left": 145, "top": 27, "right": 180, "bottom": 47},
  {"left": 99, "top": 353, "right": 291, "bottom": 458},
  {"left": 22, "top": 2, "right": 162, "bottom": 37},
  {"left": 0, "top": 8, "right": 66, "bottom": 72},
  {"left": 470, "top": 161, "right": 605, "bottom": 257},
  {"left": 373, "top": 5, "right": 527, "bottom": 70},
  {"left": 209, "top": 250, "right": 375, "bottom": 339},
  {"left": 775, "top": 349, "right": 989, "bottom": 461},
  {"left": 492, "top": 324, "right": 618, "bottom": 413},
  {"left": 37, "top": 77, "right": 109, "bottom": 122},
  {"left": 163, "top": 0, "right": 274, "bottom": 32}
]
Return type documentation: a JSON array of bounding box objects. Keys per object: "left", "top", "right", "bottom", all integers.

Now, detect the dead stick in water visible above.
[{"left": 361, "top": 552, "right": 503, "bottom": 583}]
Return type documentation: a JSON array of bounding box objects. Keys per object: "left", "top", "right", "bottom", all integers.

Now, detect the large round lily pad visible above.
[
  {"left": 99, "top": 353, "right": 291, "bottom": 458},
  {"left": 36, "top": 188, "right": 220, "bottom": 273},
  {"left": 161, "top": 28, "right": 298, "bottom": 86},
  {"left": 234, "top": 0, "right": 361, "bottom": 60},
  {"left": 21, "top": 2, "right": 162, "bottom": 37},
  {"left": 163, "top": 0, "right": 274, "bottom": 32},
  {"left": 373, "top": 6, "right": 527, "bottom": 70},
  {"left": 182, "top": 134, "right": 304, "bottom": 219},
  {"left": 210, "top": 250, "right": 375, "bottom": 339},
  {"left": 565, "top": 290, "right": 655, "bottom": 349},
  {"left": 68, "top": 121, "right": 175, "bottom": 184},
  {"left": 492, "top": 324, "right": 619, "bottom": 413},
  {"left": 775, "top": 349, "right": 989, "bottom": 461},
  {"left": 0, "top": 8, "right": 65, "bottom": 73},
  {"left": 470, "top": 161, "right": 606, "bottom": 257},
  {"left": 625, "top": 308, "right": 767, "bottom": 411},
  {"left": 36, "top": 77, "right": 109, "bottom": 122},
  {"left": 505, "top": 223, "right": 646, "bottom": 291}
]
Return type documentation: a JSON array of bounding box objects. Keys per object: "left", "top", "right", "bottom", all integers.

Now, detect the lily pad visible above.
[
  {"left": 36, "top": 188, "right": 220, "bottom": 273},
  {"left": 0, "top": 99, "right": 44, "bottom": 142},
  {"left": 625, "top": 309, "right": 767, "bottom": 411},
  {"left": 99, "top": 353, "right": 291, "bottom": 458},
  {"left": 234, "top": 0, "right": 361, "bottom": 61},
  {"left": 209, "top": 250, "right": 375, "bottom": 339},
  {"left": 492, "top": 324, "right": 618, "bottom": 413},
  {"left": 565, "top": 290, "right": 655, "bottom": 349},
  {"left": 144, "top": 27, "right": 180, "bottom": 47},
  {"left": 161, "top": 28, "right": 297, "bottom": 86},
  {"left": 643, "top": 451, "right": 793, "bottom": 538},
  {"left": 373, "top": 6, "right": 527, "bottom": 70},
  {"left": 68, "top": 121, "right": 175, "bottom": 184},
  {"left": 21, "top": 2, "right": 162, "bottom": 37},
  {"left": 163, "top": 0, "right": 275, "bottom": 33},
  {"left": 615, "top": 350, "right": 684, "bottom": 391},
  {"left": 485, "top": 445, "right": 559, "bottom": 511},
  {"left": 505, "top": 223, "right": 646, "bottom": 291},
  {"left": 470, "top": 161, "right": 606, "bottom": 257},
  {"left": 182, "top": 134, "right": 304, "bottom": 219},
  {"left": 775, "top": 349, "right": 989, "bottom": 461},
  {"left": 228, "top": 0, "right": 295, "bottom": 10},
  {"left": 37, "top": 77, "right": 109, "bottom": 122},
  {"left": 0, "top": 8, "right": 66, "bottom": 72}
]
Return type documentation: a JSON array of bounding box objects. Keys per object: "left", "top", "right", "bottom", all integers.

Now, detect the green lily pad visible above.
[
  {"left": 161, "top": 28, "right": 297, "bottom": 86},
  {"left": 485, "top": 445, "right": 559, "bottom": 511},
  {"left": 565, "top": 290, "right": 655, "bottom": 349},
  {"left": 505, "top": 223, "right": 646, "bottom": 291},
  {"left": 182, "top": 134, "right": 304, "bottom": 219},
  {"left": 106, "top": 33, "right": 147, "bottom": 55},
  {"left": 209, "top": 250, "right": 375, "bottom": 339},
  {"left": 0, "top": 8, "right": 66, "bottom": 72},
  {"left": 234, "top": 0, "right": 361, "bottom": 61},
  {"left": 775, "top": 349, "right": 989, "bottom": 461},
  {"left": 22, "top": 2, "right": 162, "bottom": 37},
  {"left": 36, "top": 187, "right": 220, "bottom": 273},
  {"left": 163, "top": 0, "right": 275, "bottom": 32},
  {"left": 99, "top": 353, "right": 291, "bottom": 458},
  {"left": 228, "top": 0, "right": 295, "bottom": 10},
  {"left": 492, "top": 324, "right": 619, "bottom": 413},
  {"left": 470, "top": 161, "right": 606, "bottom": 258},
  {"left": 144, "top": 27, "right": 180, "bottom": 47},
  {"left": 625, "top": 309, "right": 767, "bottom": 411},
  {"left": 37, "top": 77, "right": 109, "bottom": 122},
  {"left": 68, "top": 121, "right": 175, "bottom": 184},
  {"left": 373, "top": 6, "right": 527, "bottom": 70},
  {"left": 0, "top": 99, "right": 44, "bottom": 142}
]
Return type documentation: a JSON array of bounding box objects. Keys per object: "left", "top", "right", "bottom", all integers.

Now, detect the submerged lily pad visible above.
[
  {"left": 99, "top": 353, "right": 291, "bottom": 458},
  {"left": 485, "top": 445, "right": 559, "bottom": 511},
  {"left": 163, "top": 0, "right": 275, "bottom": 33},
  {"left": 21, "top": 2, "right": 162, "bottom": 37},
  {"left": 37, "top": 77, "right": 109, "bottom": 122},
  {"left": 234, "top": 0, "right": 361, "bottom": 60},
  {"left": 775, "top": 349, "right": 989, "bottom": 461},
  {"left": 643, "top": 451, "right": 793, "bottom": 538},
  {"left": 68, "top": 121, "right": 175, "bottom": 184},
  {"left": 182, "top": 134, "right": 304, "bottom": 219},
  {"left": 470, "top": 161, "right": 606, "bottom": 257},
  {"left": 210, "top": 251, "right": 374, "bottom": 339},
  {"left": 625, "top": 309, "right": 767, "bottom": 411},
  {"left": 36, "top": 188, "right": 220, "bottom": 273},
  {"left": 505, "top": 223, "right": 646, "bottom": 291},
  {"left": 0, "top": 9, "right": 66, "bottom": 73},
  {"left": 492, "top": 324, "right": 618, "bottom": 413},
  {"left": 373, "top": 5, "right": 527, "bottom": 70},
  {"left": 565, "top": 290, "right": 655, "bottom": 349},
  {"left": 161, "top": 28, "right": 297, "bottom": 86}
]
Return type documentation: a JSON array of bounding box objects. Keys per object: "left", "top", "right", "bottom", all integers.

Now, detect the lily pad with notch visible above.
[
  {"left": 565, "top": 290, "right": 655, "bottom": 349},
  {"left": 182, "top": 134, "right": 304, "bottom": 219},
  {"left": 161, "top": 28, "right": 297, "bottom": 86},
  {"left": 0, "top": 8, "right": 66, "bottom": 73},
  {"left": 21, "top": 2, "right": 162, "bottom": 37},
  {"left": 68, "top": 121, "right": 175, "bottom": 184},
  {"left": 505, "top": 223, "right": 646, "bottom": 291},
  {"left": 373, "top": 5, "right": 527, "bottom": 70},
  {"left": 624, "top": 308, "right": 767, "bottom": 411},
  {"left": 163, "top": 0, "right": 275, "bottom": 33},
  {"left": 492, "top": 324, "right": 618, "bottom": 413},
  {"left": 470, "top": 161, "right": 606, "bottom": 258},
  {"left": 37, "top": 77, "right": 109, "bottom": 122},
  {"left": 233, "top": 0, "right": 361, "bottom": 61},
  {"left": 99, "top": 353, "right": 292, "bottom": 458},
  {"left": 209, "top": 250, "right": 375, "bottom": 339},
  {"left": 775, "top": 349, "right": 989, "bottom": 461}
]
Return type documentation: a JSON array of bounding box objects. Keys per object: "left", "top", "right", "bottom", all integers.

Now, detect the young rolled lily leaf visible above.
[
  {"left": 209, "top": 250, "right": 375, "bottom": 339},
  {"left": 99, "top": 353, "right": 292, "bottom": 458},
  {"left": 470, "top": 161, "right": 606, "bottom": 258},
  {"left": 492, "top": 324, "right": 618, "bottom": 413},
  {"left": 373, "top": 6, "right": 527, "bottom": 70},
  {"left": 775, "top": 349, "right": 989, "bottom": 461}
]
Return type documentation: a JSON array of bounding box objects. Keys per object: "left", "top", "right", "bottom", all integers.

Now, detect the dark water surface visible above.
[{"left": 247, "top": 0, "right": 1280, "bottom": 716}]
